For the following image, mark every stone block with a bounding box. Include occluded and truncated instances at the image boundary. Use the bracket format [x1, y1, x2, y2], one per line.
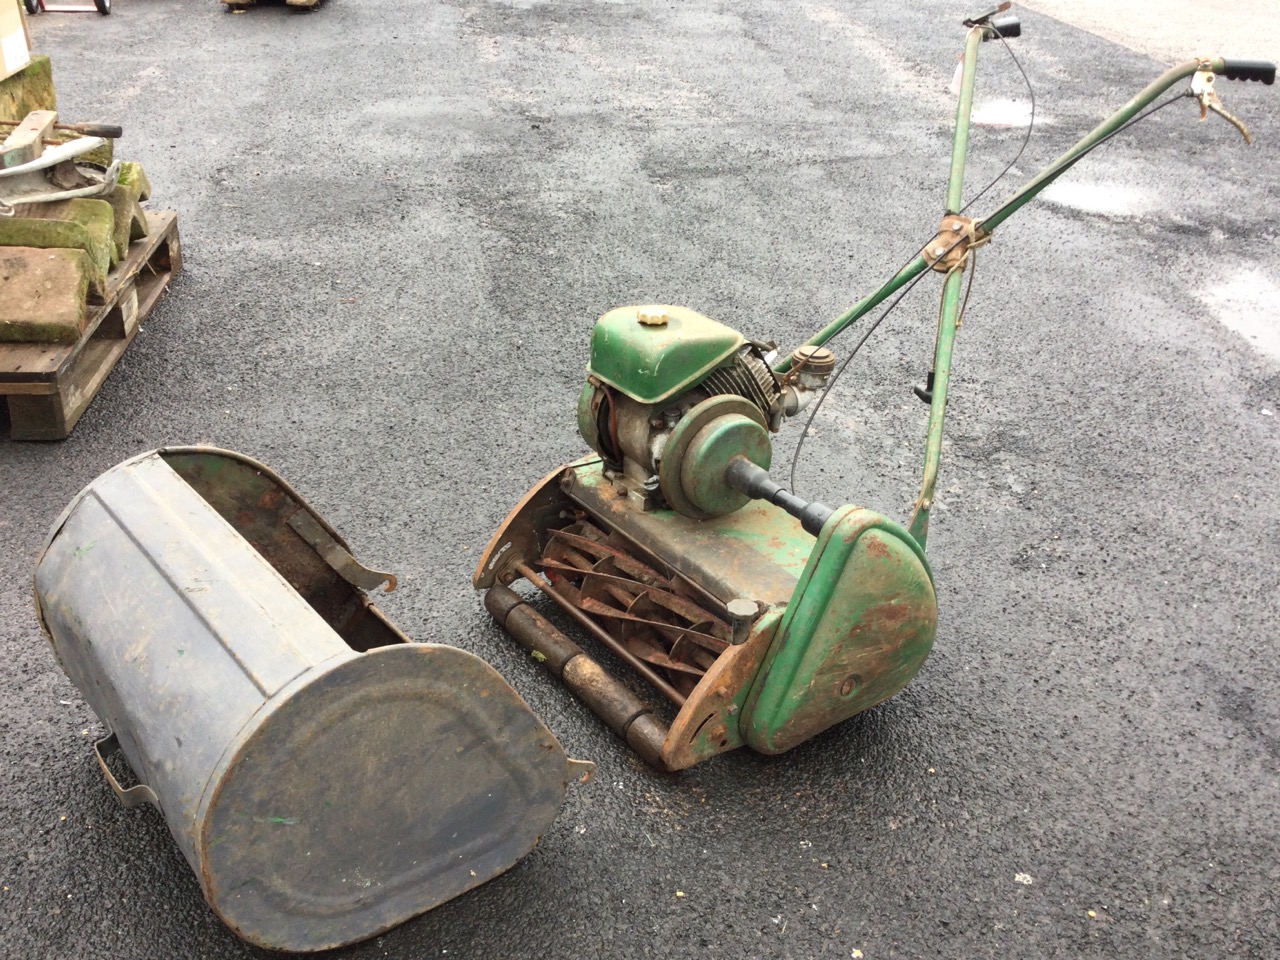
[0, 197, 116, 283]
[0, 246, 93, 343]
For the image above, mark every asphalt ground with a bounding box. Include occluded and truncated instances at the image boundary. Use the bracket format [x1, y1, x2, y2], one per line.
[2, 2, 1278, 958]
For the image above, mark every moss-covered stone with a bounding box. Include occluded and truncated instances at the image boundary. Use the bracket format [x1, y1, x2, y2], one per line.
[0, 246, 92, 343]
[104, 183, 148, 259]
[118, 161, 151, 201]
[0, 217, 101, 273]
[46, 198, 117, 270]
[0, 56, 56, 125]
[0, 198, 115, 284]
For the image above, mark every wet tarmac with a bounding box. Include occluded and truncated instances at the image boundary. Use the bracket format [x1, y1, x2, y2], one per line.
[2, 2, 1278, 958]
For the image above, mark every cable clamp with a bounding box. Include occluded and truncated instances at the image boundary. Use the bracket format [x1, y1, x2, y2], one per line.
[923, 215, 990, 273]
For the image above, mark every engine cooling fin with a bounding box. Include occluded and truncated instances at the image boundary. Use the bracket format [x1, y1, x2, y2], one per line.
[699, 351, 780, 417]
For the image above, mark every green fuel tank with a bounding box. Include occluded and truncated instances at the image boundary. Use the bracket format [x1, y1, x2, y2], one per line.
[586, 304, 745, 405]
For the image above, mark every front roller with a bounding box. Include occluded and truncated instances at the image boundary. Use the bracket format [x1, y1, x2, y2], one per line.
[485, 584, 671, 769]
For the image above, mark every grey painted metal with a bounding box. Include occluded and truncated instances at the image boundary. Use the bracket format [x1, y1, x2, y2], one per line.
[0, 158, 122, 206]
[33, 448, 591, 953]
[0, 135, 108, 177]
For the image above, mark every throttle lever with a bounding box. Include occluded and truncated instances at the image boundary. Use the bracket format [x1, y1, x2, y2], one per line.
[964, 3, 1021, 39]
[963, 2, 1010, 27]
[1192, 64, 1254, 144]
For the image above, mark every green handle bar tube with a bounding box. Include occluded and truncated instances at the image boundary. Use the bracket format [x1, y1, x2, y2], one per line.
[776, 39, 1239, 547]
[907, 23, 985, 547]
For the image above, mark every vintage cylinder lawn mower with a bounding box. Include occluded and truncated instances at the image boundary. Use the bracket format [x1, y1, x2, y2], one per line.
[475, 8, 1275, 771]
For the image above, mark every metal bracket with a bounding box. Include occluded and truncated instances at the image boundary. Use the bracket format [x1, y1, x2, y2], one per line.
[287, 509, 397, 593]
[94, 733, 158, 809]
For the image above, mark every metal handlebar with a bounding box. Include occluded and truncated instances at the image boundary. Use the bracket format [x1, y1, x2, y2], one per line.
[775, 34, 1275, 547]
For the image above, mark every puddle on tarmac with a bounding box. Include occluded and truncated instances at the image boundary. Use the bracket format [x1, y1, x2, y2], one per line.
[971, 98, 1036, 127]
[1039, 179, 1154, 217]
[1198, 268, 1280, 362]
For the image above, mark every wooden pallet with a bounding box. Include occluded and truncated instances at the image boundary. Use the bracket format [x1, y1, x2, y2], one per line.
[0, 210, 181, 441]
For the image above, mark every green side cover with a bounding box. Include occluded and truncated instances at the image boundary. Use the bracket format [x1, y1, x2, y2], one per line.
[587, 304, 744, 405]
[741, 507, 938, 754]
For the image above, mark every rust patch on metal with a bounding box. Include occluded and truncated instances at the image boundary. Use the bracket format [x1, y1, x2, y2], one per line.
[923, 214, 987, 272]
[662, 610, 779, 771]
[473, 464, 579, 589]
[863, 536, 892, 560]
[536, 520, 731, 699]
[257, 487, 284, 510]
[858, 597, 916, 632]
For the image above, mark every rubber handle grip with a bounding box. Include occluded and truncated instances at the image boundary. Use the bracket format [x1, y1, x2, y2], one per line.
[1220, 60, 1276, 85]
[977, 12, 1020, 40]
[990, 13, 1020, 39]
[75, 123, 124, 138]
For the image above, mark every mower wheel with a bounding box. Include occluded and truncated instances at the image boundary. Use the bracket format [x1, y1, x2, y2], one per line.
[95, 0, 110, 13]
[23, 0, 38, 14]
